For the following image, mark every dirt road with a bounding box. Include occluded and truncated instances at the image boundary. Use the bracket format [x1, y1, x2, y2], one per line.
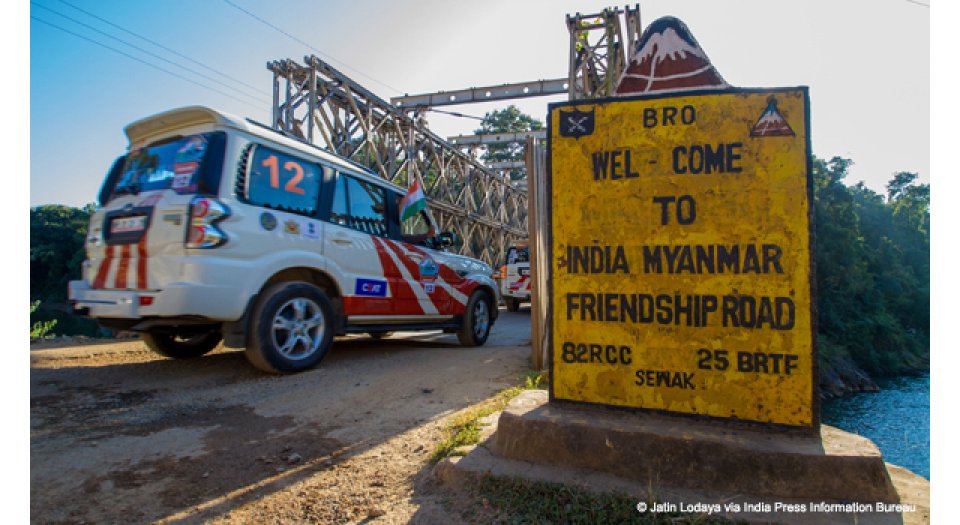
[31, 307, 533, 524]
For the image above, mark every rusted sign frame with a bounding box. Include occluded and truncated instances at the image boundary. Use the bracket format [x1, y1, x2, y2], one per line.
[545, 86, 819, 432]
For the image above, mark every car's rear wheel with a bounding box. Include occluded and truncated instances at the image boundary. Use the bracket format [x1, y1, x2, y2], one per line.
[457, 290, 492, 346]
[245, 281, 335, 374]
[142, 328, 222, 359]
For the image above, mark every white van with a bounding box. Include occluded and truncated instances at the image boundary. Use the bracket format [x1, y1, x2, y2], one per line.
[69, 106, 499, 373]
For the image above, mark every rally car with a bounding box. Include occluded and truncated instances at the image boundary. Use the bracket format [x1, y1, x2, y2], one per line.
[69, 106, 499, 373]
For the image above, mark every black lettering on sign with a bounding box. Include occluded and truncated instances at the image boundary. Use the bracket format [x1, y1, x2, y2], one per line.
[696, 348, 730, 371]
[592, 149, 641, 180]
[652, 195, 697, 225]
[641, 243, 789, 274]
[566, 245, 630, 274]
[737, 351, 799, 375]
[568, 292, 720, 327]
[722, 295, 796, 330]
[643, 105, 697, 128]
[560, 341, 633, 364]
[672, 143, 743, 174]
[634, 369, 696, 389]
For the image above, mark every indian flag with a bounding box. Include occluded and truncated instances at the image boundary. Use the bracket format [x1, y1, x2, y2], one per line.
[400, 178, 427, 221]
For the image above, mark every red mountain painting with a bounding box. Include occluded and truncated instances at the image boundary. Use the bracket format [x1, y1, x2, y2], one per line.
[616, 16, 728, 95]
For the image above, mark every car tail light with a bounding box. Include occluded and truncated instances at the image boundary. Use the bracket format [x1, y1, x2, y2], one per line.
[500, 265, 507, 279]
[186, 197, 229, 249]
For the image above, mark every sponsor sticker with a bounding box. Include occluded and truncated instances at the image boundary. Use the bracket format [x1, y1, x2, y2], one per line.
[175, 136, 208, 162]
[419, 257, 438, 293]
[260, 212, 277, 231]
[284, 219, 301, 235]
[303, 221, 320, 239]
[355, 278, 388, 297]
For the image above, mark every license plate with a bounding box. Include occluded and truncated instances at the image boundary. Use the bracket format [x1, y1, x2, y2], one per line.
[519, 267, 530, 276]
[111, 216, 146, 234]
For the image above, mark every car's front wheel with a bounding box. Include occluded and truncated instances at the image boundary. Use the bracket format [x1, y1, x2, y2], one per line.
[245, 281, 335, 374]
[457, 290, 492, 346]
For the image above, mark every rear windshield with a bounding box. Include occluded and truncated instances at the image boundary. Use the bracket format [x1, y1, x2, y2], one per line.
[506, 246, 530, 264]
[103, 131, 226, 203]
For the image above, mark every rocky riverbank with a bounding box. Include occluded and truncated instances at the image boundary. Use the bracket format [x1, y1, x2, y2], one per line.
[819, 354, 929, 399]
[819, 355, 880, 399]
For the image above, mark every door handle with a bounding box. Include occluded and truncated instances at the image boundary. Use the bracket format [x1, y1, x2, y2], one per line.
[332, 238, 353, 245]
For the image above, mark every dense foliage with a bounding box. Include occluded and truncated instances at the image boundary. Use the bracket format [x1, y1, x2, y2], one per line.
[30, 203, 102, 337]
[813, 157, 929, 376]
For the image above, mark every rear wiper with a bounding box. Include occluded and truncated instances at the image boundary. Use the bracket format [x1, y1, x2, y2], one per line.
[112, 182, 141, 197]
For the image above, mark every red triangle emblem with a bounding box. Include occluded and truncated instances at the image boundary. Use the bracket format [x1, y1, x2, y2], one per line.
[750, 97, 795, 137]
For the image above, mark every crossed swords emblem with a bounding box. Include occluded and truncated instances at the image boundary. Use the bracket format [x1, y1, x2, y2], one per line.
[567, 115, 589, 133]
[558, 109, 594, 138]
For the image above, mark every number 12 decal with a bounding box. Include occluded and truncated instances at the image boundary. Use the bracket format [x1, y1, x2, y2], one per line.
[261, 154, 306, 195]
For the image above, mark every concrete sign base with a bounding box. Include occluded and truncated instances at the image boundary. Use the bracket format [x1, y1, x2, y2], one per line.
[435, 390, 929, 525]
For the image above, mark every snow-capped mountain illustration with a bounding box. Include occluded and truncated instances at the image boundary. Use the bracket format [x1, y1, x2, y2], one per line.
[616, 16, 728, 95]
[750, 97, 795, 137]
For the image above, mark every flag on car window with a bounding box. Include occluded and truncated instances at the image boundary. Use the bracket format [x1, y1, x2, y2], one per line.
[400, 178, 427, 222]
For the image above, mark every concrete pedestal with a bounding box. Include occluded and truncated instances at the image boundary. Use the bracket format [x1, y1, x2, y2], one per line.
[490, 390, 897, 502]
[435, 390, 929, 524]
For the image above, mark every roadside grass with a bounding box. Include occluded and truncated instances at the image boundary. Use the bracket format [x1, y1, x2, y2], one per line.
[461, 475, 733, 525]
[430, 370, 545, 463]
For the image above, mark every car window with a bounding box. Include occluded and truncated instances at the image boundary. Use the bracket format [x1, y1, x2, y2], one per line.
[330, 175, 350, 227]
[392, 193, 433, 246]
[506, 246, 529, 264]
[329, 174, 388, 236]
[246, 145, 322, 216]
[106, 132, 225, 203]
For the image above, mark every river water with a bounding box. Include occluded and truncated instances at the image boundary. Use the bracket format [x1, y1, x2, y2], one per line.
[821, 374, 929, 479]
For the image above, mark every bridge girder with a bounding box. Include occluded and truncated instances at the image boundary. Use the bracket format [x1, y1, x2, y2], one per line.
[267, 55, 528, 266]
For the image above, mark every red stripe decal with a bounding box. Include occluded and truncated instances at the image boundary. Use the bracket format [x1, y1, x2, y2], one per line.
[115, 245, 131, 289]
[384, 239, 470, 315]
[92, 245, 114, 290]
[369, 237, 423, 316]
[136, 233, 149, 290]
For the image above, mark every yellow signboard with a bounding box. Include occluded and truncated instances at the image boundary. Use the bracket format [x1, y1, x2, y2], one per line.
[547, 88, 815, 427]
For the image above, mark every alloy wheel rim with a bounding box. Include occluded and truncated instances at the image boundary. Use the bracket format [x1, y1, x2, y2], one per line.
[271, 297, 325, 360]
[473, 299, 489, 338]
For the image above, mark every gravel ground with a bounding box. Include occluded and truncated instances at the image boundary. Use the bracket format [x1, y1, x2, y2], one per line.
[31, 307, 533, 524]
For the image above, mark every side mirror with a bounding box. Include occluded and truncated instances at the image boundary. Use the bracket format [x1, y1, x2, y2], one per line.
[437, 231, 461, 248]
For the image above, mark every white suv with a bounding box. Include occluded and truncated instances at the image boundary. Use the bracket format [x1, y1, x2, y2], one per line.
[69, 106, 499, 373]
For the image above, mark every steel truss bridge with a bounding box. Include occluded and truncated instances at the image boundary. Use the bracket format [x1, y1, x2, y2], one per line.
[268, 56, 527, 265]
[267, 5, 639, 265]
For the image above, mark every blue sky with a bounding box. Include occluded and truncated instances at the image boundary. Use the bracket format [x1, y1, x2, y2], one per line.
[28, 0, 929, 207]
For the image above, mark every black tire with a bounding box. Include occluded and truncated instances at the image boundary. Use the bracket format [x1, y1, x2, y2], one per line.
[245, 281, 335, 374]
[505, 297, 520, 312]
[142, 329, 222, 359]
[457, 290, 493, 346]
[368, 332, 392, 340]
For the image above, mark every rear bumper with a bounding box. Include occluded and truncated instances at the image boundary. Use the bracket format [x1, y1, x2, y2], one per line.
[68, 280, 244, 321]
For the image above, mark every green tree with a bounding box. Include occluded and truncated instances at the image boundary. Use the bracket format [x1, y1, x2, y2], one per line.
[30, 204, 94, 302]
[474, 105, 543, 180]
[812, 157, 929, 377]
